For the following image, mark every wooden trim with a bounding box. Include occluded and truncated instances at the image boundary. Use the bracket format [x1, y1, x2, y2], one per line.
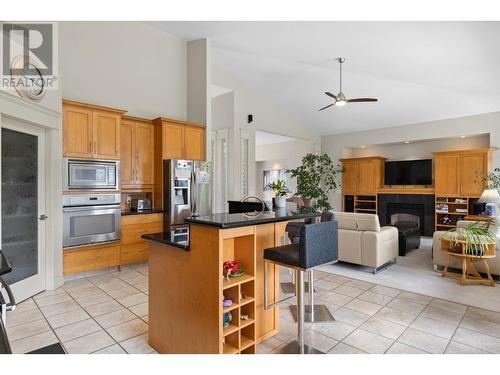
[153, 117, 205, 128]
[122, 115, 153, 124]
[432, 148, 497, 156]
[62, 99, 127, 114]
[378, 187, 435, 195]
[340, 156, 387, 162]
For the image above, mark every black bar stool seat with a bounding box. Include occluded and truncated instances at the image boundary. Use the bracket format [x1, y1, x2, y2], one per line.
[264, 244, 302, 269]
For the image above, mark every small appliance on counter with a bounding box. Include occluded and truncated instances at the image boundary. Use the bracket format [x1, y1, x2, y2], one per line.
[131, 198, 152, 212]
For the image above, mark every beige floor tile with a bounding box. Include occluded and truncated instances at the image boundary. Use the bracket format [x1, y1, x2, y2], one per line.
[358, 291, 394, 306]
[386, 342, 426, 354]
[116, 293, 148, 308]
[126, 275, 148, 286]
[9, 298, 38, 314]
[343, 328, 394, 354]
[34, 292, 72, 307]
[453, 327, 500, 353]
[120, 333, 155, 353]
[39, 300, 81, 317]
[33, 288, 67, 299]
[87, 272, 118, 284]
[6, 318, 51, 341]
[129, 302, 148, 317]
[85, 300, 123, 317]
[75, 292, 113, 308]
[275, 318, 301, 342]
[334, 284, 365, 298]
[398, 327, 449, 353]
[344, 299, 383, 316]
[429, 299, 467, 315]
[411, 316, 457, 340]
[63, 278, 94, 292]
[55, 318, 101, 342]
[310, 321, 357, 341]
[134, 282, 148, 293]
[445, 341, 487, 354]
[107, 286, 141, 299]
[63, 330, 115, 354]
[257, 337, 284, 354]
[328, 342, 366, 354]
[343, 279, 374, 291]
[369, 285, 401, 298]
[460, 314, 500, 339]
[7, 308, 44, 327]
[141, 315, 149, 324]
[360, 317, 406, 340]
[106, 318, 149, 342]
[397, 291, 433, 306]
[314, 279, 340, 291]
[317, 291, 353, 306]
[420, 306, 463, 326]
[94, 308, 137, 329]
[10, 330, 59, 354]
[374, 306, 418, 326]
[304, 330, 338, 352]
[94, 344, 127, 354]
[115, 270, 143, 282]
[46, 308, 90, 329]
[386, 297, 426, 315]
[67, 285, 103, 299]
[333, 307, 371, 326]
[465, 307, 500, 325]
[93, 278, 129, 292]
[322, 274, 351, 285]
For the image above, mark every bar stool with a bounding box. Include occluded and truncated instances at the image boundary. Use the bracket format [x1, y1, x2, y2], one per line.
[264, 219, 339, 354]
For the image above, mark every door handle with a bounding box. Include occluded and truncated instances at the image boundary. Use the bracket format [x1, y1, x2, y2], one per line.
[39, 214, 48, 221]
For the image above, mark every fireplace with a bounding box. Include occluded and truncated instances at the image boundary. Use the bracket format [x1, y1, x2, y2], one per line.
[386, 203, 424, 234]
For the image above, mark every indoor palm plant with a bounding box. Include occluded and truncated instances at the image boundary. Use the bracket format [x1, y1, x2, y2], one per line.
[444, 222, 496, 256]
[267, 179, 289, 208]
[288, 153, 344, 210]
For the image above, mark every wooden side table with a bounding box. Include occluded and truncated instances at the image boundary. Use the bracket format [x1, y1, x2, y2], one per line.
[441, 238, 496, 287]
[464, 215, 493, 223]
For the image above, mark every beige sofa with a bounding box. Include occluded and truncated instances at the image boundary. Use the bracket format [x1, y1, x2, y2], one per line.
[334, 212, 399, 273]
[432, 218, 500, 276]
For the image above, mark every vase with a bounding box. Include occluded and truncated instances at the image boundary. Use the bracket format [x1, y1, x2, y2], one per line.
[302, 198, 313, 207]
[275, 196, 286, 208]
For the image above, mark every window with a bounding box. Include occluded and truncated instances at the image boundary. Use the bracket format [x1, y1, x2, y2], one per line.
[263, 169, 289, 190]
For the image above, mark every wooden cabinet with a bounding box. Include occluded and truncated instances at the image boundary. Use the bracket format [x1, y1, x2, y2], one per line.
[340, 157, 385, 196]
[121, 213, 163, 266]
[63, 242, 120, 276]
[153, 117, 205, 161]
[434, 149, 494, 198]
[121, 116, 154, 190]
[340, 160, 358, 195]
[63, 100, 125, 160]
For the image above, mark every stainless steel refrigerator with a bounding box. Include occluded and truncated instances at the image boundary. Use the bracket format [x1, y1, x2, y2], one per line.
[164, 159, 212, 228]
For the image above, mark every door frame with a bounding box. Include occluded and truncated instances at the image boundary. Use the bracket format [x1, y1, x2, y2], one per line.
[1, 118, 47, 302]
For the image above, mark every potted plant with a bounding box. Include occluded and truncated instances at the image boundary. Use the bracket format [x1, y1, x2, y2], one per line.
[444, 222, 496, 256]
[288, 153, 344, 210]
[267, 179, 289, 208]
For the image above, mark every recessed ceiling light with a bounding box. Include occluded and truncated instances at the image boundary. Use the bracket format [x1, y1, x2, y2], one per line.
[460, 135, 467, 139]
[360, 145, 366, 149]
[404, 141, 411, 144]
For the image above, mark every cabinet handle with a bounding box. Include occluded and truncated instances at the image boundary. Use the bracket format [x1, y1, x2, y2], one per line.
[94, 141, 97, 154]
[89, 141, 92, 153]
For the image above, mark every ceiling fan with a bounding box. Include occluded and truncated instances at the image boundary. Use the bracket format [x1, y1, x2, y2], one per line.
[319, 58, 378, 111]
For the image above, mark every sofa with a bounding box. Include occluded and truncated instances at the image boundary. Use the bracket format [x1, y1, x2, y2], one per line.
[432, 218, 500, 276]
[333, 212, 399, 273]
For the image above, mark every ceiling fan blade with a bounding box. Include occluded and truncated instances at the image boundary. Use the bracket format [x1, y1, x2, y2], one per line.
[347, 98, 378, 103]
[325, 92, 337, 100]
[318, 103, 334, 111]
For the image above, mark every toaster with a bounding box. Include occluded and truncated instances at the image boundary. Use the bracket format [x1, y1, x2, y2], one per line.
[131, 199, 152, 211]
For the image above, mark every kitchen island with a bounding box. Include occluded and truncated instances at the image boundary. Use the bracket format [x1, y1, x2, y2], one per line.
[142, 208, 320, 354]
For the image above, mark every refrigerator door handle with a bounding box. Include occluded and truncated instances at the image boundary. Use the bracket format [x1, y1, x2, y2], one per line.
[190, 164, 198, 217]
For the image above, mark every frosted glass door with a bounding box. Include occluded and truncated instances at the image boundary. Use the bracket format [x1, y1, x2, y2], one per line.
[1, 123, 46, 302]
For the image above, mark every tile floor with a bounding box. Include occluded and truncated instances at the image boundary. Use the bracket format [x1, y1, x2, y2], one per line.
[6, 264, 500, 354]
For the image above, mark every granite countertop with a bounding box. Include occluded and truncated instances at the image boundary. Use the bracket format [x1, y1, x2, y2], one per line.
[184, 207, 321, 229]
[142, 226, 190, 250]
[0, 250, 12, 277]
[121, 210, 163, 216]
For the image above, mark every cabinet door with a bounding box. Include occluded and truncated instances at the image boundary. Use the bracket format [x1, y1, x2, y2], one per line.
[134, 122, 155, 185]
[357, 160, 376, 195]
[461, 152, 487, 197]
[184, 126, 205, 161]
[435, 154, 460, 197]
[120, 120, 135, 186]
[63, 105, 93, 158]
[162, 122, 184, 159]
[93, 110, 121, 159]
[342, 160, 358, 195]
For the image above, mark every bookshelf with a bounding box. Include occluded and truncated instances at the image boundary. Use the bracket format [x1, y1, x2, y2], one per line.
[435, 197, 469, 231]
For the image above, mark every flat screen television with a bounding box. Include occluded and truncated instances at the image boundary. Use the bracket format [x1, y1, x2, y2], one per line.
[384, 159, 432, 186]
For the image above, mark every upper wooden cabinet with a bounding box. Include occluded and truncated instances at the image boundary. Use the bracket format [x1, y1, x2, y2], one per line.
[153, 117, 205, 161]
[63, 100, 125, 160]
[340, 157, 385, 196]
[121, 116, 154, 190]
[434, 149, 494, 198]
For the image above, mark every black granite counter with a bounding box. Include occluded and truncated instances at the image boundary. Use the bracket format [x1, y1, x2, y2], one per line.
[142, 226, 190, 250]
[121, 210, 163, 216]
[0, 250, 12, 277]
[184, 207, 321, 229]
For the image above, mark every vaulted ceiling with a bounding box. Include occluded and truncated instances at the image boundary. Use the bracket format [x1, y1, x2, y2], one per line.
[150, 21, 500, 136]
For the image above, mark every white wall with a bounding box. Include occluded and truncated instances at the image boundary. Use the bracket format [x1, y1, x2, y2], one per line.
[59, 22, 187, 119]
[212, 92, 234, 130]
[321, 111, 500, 211]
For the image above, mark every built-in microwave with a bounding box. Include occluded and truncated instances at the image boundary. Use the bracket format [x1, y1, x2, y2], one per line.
[63, 158, 120, 191]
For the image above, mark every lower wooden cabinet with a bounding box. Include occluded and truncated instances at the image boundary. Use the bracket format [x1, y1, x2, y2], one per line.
[63, 213, 163, 275]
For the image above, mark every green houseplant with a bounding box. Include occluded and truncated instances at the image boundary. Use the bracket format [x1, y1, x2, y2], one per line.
[444, 222, 496, 256]
[288, 153, 344, 210]
[484, 167, 500, 189]
[267, 179, 289, 208]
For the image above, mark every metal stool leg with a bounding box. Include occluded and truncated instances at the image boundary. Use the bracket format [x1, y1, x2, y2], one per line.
[289, 269, 335, 323]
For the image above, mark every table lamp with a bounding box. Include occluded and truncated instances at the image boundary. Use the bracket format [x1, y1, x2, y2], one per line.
[478, 188, 500, 217]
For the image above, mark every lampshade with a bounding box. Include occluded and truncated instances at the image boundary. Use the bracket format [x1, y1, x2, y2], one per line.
[478, 189, 500, 204]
